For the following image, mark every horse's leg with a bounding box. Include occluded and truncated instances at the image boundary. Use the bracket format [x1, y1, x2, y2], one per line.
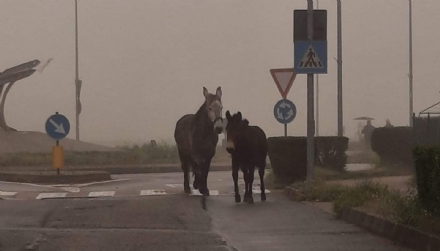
[199, 160, 210, 196]
[259, 162, 266, 201]
[247, 165, 255, 204]
[232, 159, 241, 203]
[190, 159, 199, 190]
[182, 160, 191, 194]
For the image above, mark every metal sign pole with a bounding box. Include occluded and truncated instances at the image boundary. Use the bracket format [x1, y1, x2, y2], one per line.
[306, 0, 315, 184]
[337, 0, 343, 136]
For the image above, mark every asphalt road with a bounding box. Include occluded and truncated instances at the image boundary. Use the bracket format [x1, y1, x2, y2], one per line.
[0, 171, 411, 251]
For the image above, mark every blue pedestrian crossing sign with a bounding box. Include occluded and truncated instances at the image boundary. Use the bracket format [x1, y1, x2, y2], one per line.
[294, 41, 327, 74]
[45, 113, 70, 140]
[274, 99, 297, 124]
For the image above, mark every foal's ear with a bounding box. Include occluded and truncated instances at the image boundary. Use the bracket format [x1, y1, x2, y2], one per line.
[237, 112, 242, 120]
[216, 86, 222, 99]
[203, 87, 209, 98]
[226, 110, 232, 121]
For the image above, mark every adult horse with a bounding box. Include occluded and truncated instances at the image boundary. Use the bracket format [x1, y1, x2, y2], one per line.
[225, 111, 267, 203]
[174, 86, 223, 203]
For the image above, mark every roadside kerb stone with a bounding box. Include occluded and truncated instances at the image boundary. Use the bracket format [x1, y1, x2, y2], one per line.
[0, 171, 111, 184]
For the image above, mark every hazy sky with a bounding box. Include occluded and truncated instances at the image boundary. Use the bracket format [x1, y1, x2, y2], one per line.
[1, 0, 439, 146]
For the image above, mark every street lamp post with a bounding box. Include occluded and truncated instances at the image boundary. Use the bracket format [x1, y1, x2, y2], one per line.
[408, 0, 413, 127]
[75, 0, 81, 140]
[337, 0, 343, 136]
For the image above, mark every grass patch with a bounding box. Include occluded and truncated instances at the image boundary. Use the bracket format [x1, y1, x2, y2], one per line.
[0, 141, 230, 168]
[289, 179, 440, 238]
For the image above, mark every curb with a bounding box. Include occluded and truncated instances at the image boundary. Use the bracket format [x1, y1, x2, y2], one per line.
[0, 171, 111, 184]
[340, 207, 440, 251]
[0, 165, 234, 175]
[76, 165, 233, 175]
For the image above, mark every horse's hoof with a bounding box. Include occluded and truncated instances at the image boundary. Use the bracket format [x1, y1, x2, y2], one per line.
[235, 194, 241, 203]
[248, 196, 254, 204]
[199, 189, 210, 196]
[184, 187, 191, 194]
[261, 193, 266, 201]
[193, 181, 199, 190]
[201, 196, 207, 210]
[243, 195, 249, 203]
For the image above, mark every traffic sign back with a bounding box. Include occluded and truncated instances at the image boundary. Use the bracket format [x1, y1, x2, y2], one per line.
[270, 68, 297, 99]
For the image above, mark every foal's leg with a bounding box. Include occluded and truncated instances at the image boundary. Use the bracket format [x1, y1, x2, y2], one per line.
[259, 162, 266, 201]
[232, 159, 241, 203]
[242, 166, 250, 203]
[247, 165, 255, 204]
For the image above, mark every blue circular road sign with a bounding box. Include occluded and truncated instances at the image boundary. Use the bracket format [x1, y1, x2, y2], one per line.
[274, 99, 297, 124]
[45, 113, 70, 140]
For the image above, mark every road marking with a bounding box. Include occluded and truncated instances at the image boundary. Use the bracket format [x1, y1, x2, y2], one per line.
[0, 191, 17, 197]
[88, 191, 115, 197]
[252, 189, 271, 194]
[60, 187, 80, 193]
[36, 193, 67, 200]
[140, 189, 167, 196]
[190, 190, 219, 196]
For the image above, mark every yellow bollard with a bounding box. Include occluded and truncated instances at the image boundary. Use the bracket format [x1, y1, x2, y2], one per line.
[52, 146, 64, 172]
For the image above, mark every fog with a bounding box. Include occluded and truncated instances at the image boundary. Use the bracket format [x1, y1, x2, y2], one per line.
[1, 0, 438, 147]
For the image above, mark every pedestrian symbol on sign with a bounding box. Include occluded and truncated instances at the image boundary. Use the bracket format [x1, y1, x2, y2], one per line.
[299, 45, 323, 69]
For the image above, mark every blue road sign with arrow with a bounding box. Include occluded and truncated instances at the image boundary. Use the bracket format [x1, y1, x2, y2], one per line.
[274, 99, 297, 124]
[45, 113, 70, 140]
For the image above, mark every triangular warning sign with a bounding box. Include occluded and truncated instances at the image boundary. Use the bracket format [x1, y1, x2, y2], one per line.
[270, 68, 297, 99]
[299, 45, 323, 69]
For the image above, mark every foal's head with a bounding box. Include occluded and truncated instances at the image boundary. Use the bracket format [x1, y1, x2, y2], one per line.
[203, 86, 223, 134]
[225, 111, 249, 153]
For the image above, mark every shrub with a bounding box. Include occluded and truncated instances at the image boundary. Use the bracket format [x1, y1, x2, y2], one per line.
[315, 136, 349, 172]
[268, 137, 308, 183]
[371, 126, 413, 166]
[413, 146, 440, 216]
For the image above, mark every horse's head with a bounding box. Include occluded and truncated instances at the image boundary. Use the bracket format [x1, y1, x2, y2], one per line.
[203, 86, 223, 134]
[225, 110, 248, 153]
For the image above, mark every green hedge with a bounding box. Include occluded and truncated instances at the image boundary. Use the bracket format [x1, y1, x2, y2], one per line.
[371, 127, 413, 166]
[315, 136, 349, 172]
[413, 146, 440, 216]
[268, 136, 348, 183]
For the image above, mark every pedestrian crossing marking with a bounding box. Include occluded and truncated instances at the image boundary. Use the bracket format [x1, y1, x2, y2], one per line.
[88, 191, 115, 197]
[140, 189, 167, 196]
[36, 192, 67, 200]
[299, 45, 323, 69]
[190, 190, 219, 196]
[0, 191, 17, 197]
[8, 188, 271, 200]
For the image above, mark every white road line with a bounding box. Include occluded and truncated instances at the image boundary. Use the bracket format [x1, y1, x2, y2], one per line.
[190, 190, 219, 196]
[88, 191, 115, 197]
[252, 189, 271, 194]
[36, 193, 67, 200]
[165, 184, 176, 188]
[140, 190, 167, 196]
[0, 191, 17, 197]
